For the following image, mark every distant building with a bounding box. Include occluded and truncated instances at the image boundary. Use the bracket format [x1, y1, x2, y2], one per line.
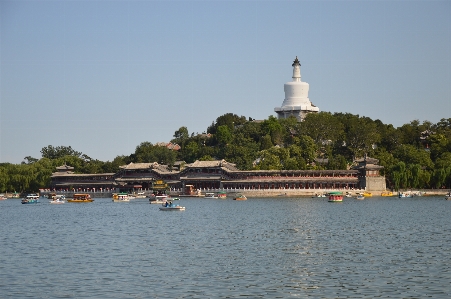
[352, 156, 386, 191]
[274, 56, 319, 121]
[155, 142, 181, 151]
[50, 157, 388, 193]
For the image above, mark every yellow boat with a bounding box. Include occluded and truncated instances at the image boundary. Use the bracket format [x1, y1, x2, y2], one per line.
[233, 193, 247, 200]
[363, 192, 372, 197]
[381, 191, 393, 197]
[67, 193, 94, 203]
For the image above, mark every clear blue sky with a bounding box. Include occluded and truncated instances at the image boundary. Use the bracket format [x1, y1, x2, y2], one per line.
[1, 0, 450, 164]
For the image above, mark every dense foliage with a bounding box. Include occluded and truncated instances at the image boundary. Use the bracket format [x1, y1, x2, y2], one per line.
[1, 113, 451, 192]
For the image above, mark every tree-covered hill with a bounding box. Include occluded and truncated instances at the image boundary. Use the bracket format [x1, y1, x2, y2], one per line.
[1, 112, 450, 192]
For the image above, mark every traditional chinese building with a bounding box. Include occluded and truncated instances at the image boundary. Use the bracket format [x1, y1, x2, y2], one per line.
[50, 164, 116, 191]
[352, 156, 386, 191]
[50, 157, 386, 193]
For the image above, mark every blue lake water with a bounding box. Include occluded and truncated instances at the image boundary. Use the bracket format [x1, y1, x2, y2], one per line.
[1, 196, 450, 298]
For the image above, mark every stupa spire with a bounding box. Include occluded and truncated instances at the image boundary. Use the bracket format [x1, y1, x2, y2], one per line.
[292, 56, 301, 82]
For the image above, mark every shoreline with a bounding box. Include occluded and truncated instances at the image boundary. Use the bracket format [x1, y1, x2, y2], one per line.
[4, 189, 449, 199]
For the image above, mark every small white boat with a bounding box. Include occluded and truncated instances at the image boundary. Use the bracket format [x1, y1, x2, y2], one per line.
[112, 193, 130, 202]
[22, 194, 40, 204]
[0, 194, 7, 200]
[204, 192, 218, 199]
[159, 200, 185, 211]
[356, 194, 364, 200]
[313, 193, 326, 198]
[398, 192, 412, 198]
[135, 192, 147, 198]
[445, 192, 451, 200]
[150, 194, 169, 204]
[50, 195, 65, 204]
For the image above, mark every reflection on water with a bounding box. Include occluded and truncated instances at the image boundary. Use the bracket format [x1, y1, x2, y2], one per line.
[0, 197, 450, 298]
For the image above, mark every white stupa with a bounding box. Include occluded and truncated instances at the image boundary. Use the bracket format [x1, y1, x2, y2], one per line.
[274, 56, 319, 121]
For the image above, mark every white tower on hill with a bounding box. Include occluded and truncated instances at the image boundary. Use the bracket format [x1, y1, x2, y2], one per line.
[274, 56, 319, 121]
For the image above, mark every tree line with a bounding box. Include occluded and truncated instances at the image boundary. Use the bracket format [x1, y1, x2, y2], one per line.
[1, 112, 450, 192]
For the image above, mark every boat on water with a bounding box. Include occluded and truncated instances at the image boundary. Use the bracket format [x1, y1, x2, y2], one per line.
[363, 192, 372, 197]
[204, 192, 218, 199]
[313, 193, 326, 198]
[112, 193, 130, 202]
[381, 191, 393, 197]
[328, 192, 343, 202]
[445, 192, 451, 200]
[21, 194, 40, 204]
[217, 191, 227, 199]
[49, 195, 65, 204]
[345, 192, 352, 198]
[0, 194, 6, 200]
[233, 194, 247, 200]
[135, 192, 147, 198]
[159, 200, 185, 211]
[67, 193, 94, 203]
[356, 194, 365, 200]
[398, 192, 413, 198]
[150, 194, 169, 204]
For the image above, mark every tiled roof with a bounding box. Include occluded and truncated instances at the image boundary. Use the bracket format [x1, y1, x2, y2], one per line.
[187, 159, 238, 170]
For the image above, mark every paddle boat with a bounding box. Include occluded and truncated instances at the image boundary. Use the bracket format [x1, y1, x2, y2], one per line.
[112, 193, 130, 202]
[233, 193, 247, 200]
[204, 192, 218, 199]
[398, 192, 413, 198]
[356, 194, 365, 200]
[328, 192, 343, 202]
[159, 200, 185, 211]
[217, 191, 227, 199]
[0, 194, 6, 200]
[313, 193, 326, 198]
[21, 194, 40, 204]
[49, 195, 65, 204]
[135, 192, 147, 198]
[381, 191, 393, 197]
[150, 194, 169, 204]
[67, 193, 94, 203]
[445, 192, 451, 200]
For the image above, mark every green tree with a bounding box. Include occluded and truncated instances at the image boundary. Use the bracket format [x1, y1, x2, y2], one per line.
[345, 117, 381, 159]
[391, 162, 408, 190]
[40, 145, 83, 160]
[260, 135, 273, 150]
[297, 135, 318, 164]
[216, 125, 233, 146]
[302, 112, 344, 146]
[261, 116, 284, 145]
[172, 126, 189, 147]
[431, 168, 447, 189]
[393, 144, 433, 169]
[327, 155, 348, 170]
[255, 148, 283, 170]
[182, 141, 200, 163]
[207, 113, 247, 134]
[0, 165, 10, 192]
